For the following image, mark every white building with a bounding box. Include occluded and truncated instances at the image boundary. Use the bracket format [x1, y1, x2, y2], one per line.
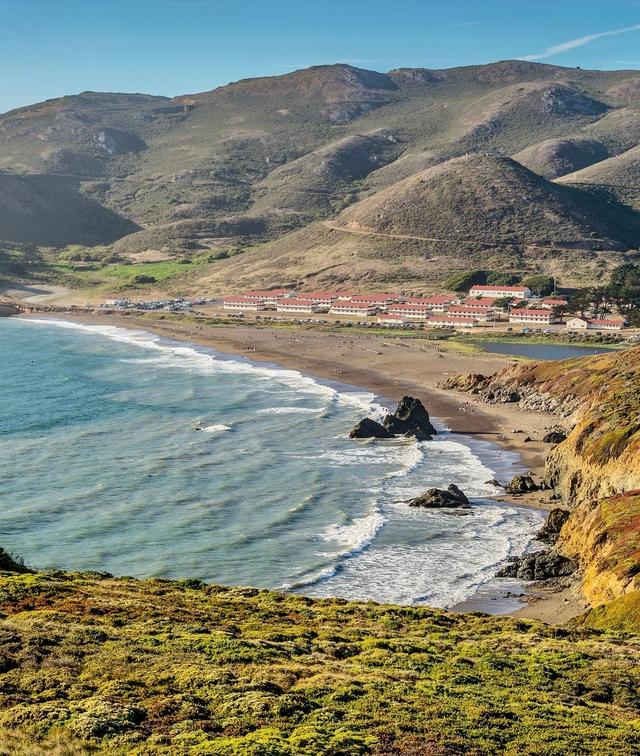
[447, 306, 494, 322]
[348, 294, 400, 311]
[566, 317, 626, 331]
[469, 284, 532, 300]
[243, 289, 294, 307]
[329, 302, 376, 317]
[297, 291, 339, 309]
[462, 297, 502, 309]
[387, 303, 431, 320]
[223, 296, 267, 312]
[404, 295, 458, 312]
[427, 314, 479, 328]
[377, 314, 409, 327]
[541, 298, 568, 310]
[509, 308, 558, 325]
[275, 298, 322, 314]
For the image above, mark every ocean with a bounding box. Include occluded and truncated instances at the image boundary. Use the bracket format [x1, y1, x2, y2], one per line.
[0, 317, 545, 608]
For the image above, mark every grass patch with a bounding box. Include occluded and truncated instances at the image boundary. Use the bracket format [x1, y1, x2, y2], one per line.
[0, 569, 638, 754]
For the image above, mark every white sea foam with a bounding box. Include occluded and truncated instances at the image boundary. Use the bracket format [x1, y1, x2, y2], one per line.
[21, 318, 380, 415]
[200, 424, 232, 432]
[323, 512, 387, 552]
[257, 406, 322, 415]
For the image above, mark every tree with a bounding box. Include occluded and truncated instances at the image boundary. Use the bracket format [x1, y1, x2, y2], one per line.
[522, 274, 555, 296]
[607, 263, 640, 325]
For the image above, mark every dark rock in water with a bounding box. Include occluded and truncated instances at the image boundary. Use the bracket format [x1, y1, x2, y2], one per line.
[505, 475, 539, 494]
[543, 431, 567, 444]
[447, 484, 469, 505]
[383, 396, 436, 438]
[496, 550, 576, 581]
[536, 508, 571, 544]
[407, 485, 470, 509]
[404, 427, 432, 441]
[349, 418, 394, 439]
[485, 478, 502, 487]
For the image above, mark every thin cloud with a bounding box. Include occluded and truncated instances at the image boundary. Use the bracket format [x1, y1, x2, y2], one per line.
[521, 23, 640, 61]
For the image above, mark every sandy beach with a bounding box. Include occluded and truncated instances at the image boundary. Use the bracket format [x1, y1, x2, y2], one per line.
[20, 310, 579, 622]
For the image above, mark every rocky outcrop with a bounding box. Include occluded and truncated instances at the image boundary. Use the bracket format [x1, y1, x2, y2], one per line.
[0, 547, 32, 574]
[403, 427, 433, 441]
[349, 419, 394, 439]
[505, 475, 539, 494]
[382, 396, 436, 438]
[407, 484, 470, 509]
[441, 373, 489, 393]
[496, 550, 576, 581]
[443, 363, 584, 418]
[560, 492, 640, 606]
[445, 347, 640, 616]
[351, 396, 436, 441]
[536, 508, 571, 544]
[0, 304, 21, 317]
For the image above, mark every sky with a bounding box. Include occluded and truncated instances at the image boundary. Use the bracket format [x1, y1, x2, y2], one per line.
[2, 0, 640, 113]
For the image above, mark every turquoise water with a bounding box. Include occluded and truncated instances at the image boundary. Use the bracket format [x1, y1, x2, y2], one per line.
[481, 342, 616, 360]
[0, 318, 544, 608]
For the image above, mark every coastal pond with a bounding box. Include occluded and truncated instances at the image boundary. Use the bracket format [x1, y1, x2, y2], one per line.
[479, 341, 618, 361]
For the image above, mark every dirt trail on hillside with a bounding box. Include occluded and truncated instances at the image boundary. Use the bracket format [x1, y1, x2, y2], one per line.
[321, 219, 606, 252]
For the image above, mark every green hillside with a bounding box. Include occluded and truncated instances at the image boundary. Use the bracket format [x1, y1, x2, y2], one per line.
[0, 564, 638, 754]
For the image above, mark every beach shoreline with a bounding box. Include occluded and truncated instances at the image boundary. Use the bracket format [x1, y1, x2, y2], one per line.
[16, 310, 579, 622]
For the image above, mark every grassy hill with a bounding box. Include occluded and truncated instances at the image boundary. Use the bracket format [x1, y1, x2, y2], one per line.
[2, 60, 640, 291]
[0, 172, 139, 246]
[0, 561, 639, 754]
[559, 144, 640, 211]
[335, 154, 640, 249]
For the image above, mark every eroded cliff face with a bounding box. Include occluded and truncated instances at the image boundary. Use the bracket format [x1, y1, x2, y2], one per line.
[560, 493, 640, 605]
[445, 347, 640, 613]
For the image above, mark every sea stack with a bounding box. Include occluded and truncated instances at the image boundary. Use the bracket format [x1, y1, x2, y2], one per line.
[350, 396, 436, 441]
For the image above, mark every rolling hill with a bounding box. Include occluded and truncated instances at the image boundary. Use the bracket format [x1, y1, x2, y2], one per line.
[2, 60, 640, 291]
[334, 154, 640, 249]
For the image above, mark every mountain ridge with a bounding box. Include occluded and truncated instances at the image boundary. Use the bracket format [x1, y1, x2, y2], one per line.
[1, 59, 640, 291]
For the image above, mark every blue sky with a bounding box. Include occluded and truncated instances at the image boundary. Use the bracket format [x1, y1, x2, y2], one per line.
[2, 0, 640, 113]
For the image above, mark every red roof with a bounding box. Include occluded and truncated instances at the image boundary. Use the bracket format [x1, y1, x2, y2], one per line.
[224, 296, 262, 304]
[589, 318, 626, 326]
[276, 298, 318, 307]
[448, 306, 492, 314]
[405, 295, 455, 305]
[463, 297, 499, 307]
[389, 304, 430, 312]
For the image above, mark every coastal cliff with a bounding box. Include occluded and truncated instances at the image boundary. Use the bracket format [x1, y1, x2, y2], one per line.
[444, 347, 640, 624]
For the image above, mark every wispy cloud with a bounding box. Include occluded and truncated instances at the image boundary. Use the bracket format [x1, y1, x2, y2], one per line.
[521, 23, 640, 61]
